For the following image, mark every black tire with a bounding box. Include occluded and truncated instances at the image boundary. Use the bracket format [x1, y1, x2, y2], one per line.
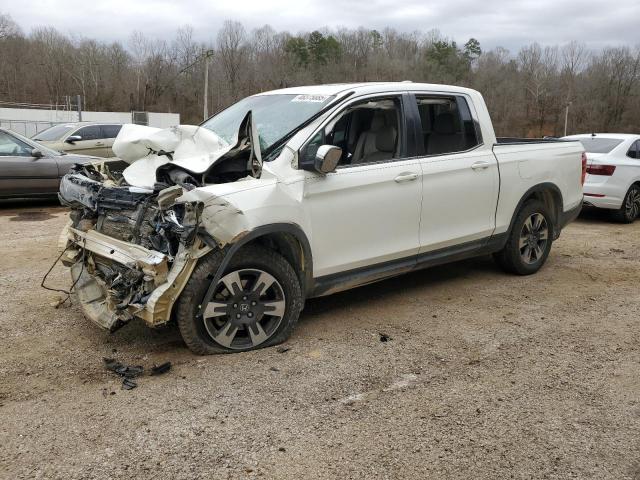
[611, 185, 640, 223]
[493, 199, 553, 275]
[175, 246, 303, 355]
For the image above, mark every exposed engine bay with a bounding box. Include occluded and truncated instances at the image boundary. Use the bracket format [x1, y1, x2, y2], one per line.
[57, 116, 262, 331]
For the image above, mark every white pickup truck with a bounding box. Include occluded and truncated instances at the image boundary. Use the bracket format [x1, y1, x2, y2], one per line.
[58, 82, 585, 354]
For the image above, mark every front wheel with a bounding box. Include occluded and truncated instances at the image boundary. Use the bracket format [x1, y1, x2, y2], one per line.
[493, 200, 553, 275]
[611, 185, 640, 223]
[175, 246, 303, 355]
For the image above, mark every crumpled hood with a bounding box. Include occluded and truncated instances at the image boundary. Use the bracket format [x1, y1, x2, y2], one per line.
[113, 124, 233, 189]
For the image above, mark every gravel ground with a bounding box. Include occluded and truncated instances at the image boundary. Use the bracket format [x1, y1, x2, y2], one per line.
[0, 199, 639, 479]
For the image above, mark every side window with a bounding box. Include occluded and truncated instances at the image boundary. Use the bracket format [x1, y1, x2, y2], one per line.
[101, 124, 122, 139]
[300, 96, 403, 167]
[627, 140, 640, 159]
[0, 132, 33, 157]
[415, 95, 479, 156]
[75, 125, 101, 141]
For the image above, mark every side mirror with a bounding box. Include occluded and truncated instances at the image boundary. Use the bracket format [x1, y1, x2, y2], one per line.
[314, 145, 342, 174]
[31, 148, 43, 158]
[66, 135, 82, 144]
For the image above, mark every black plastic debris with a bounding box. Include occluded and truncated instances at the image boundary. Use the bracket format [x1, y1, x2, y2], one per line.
[103, 358, 144, 378]
[150, 362, 172, 376]
[122, 378, 137, 390]
[104, 357, 143, 391]
[103, 357, 172, 390]
[379, 333, 392, 342]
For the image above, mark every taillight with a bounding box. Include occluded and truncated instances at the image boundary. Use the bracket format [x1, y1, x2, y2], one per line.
[586, 164, 616, 176]
[581, 152, 587, 185]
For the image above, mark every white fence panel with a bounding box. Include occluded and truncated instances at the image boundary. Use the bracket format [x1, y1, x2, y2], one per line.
[0, 108, 181, 137]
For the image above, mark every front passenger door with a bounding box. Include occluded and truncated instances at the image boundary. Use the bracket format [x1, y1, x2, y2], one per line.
[300, 94, 422, 279]
[64, 125, 103, 156]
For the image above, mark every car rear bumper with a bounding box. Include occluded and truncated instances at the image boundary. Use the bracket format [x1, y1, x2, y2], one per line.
[582, 194, 622, 210]
[583, 174, 624, 209]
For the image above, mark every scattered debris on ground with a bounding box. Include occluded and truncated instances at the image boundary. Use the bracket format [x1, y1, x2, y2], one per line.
[103, 358, 171, 390]
[150, 362, 172, 375]
[2, 205, 640, 479]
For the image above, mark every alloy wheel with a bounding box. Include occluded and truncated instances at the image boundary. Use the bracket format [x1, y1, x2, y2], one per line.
[518, 213, 549, 265]
[201, 269, 286, 350]
[625, 187, 640, 220]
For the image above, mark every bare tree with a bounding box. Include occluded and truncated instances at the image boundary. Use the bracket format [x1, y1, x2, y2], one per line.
[217, 20, 246, 100]
[0, 17, 638, 131]
[0, 13, 20, 39]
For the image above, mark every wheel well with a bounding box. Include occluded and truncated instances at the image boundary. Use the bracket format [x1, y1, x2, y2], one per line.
[520, 187, 562, 234]
[240, 232, 309, 293]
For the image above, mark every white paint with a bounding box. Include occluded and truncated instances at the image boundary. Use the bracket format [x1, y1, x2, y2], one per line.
[116, 83, 583, 286]
[563, 133, 640, 210]
[0, 107, 180, 137]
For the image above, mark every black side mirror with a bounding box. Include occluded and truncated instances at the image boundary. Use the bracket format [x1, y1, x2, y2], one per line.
[66, 135, 82, 144]
[313, 145, 342, 174]
[31, 148, 43, 158]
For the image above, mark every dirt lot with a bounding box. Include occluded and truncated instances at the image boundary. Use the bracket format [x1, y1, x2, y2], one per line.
[1, 199, 639, 479]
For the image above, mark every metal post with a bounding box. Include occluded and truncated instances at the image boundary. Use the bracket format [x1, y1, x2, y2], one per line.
[76, 94, 82, 122]
[563, 102, 571, 137]
[203, 50, 214, 121]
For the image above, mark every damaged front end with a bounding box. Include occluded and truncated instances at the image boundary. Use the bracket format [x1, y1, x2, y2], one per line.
[59, 163, 213, 331]
[57, 116, 265, 332]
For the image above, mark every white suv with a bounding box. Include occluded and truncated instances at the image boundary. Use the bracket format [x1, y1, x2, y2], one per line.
[59, 83, 584, 354]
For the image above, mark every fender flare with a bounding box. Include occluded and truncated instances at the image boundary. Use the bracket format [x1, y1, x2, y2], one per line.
[200, 223, 314, 311]
[504, 182, 564, 240]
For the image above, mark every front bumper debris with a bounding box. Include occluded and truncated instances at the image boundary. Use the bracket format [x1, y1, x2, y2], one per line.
[62, 227, 211, 331]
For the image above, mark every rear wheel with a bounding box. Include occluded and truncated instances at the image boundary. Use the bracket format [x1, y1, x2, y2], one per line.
[611, 185, 640, 223]
[493, 200, 553, 275]
[176, 246, 303, 355]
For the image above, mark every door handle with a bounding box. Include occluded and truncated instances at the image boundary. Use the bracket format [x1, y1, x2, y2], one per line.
[471, 161, 491, 170]
[394, 172, 419, 183]
[95, 142, 105, 146]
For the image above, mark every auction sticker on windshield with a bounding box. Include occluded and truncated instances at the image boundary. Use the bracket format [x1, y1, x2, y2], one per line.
[291, 94, 330, 103]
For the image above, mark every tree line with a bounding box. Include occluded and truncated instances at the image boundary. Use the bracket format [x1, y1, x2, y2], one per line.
[1, 14, 639, 137]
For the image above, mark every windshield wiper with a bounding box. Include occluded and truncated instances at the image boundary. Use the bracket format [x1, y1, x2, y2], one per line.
[262, 91, 355, 161]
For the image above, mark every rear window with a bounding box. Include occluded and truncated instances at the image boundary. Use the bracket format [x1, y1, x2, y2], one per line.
[101, 124, 122, 138]
[32, 124, 76, 141]
[575, 137, 624, 154]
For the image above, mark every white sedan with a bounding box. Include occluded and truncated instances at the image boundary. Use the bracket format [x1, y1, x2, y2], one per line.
[563, 133, 640, 223]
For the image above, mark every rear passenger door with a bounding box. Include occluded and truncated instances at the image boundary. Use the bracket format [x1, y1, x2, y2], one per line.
[410, 93, 499, 255]
[300, 94, 423, 278]
[100, 124, 122, 157]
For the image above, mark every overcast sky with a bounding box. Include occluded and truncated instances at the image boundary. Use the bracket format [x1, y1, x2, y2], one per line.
[7, 0, 640, 51]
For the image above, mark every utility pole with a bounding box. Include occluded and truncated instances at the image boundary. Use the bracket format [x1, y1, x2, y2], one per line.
[76, 94, 82, 122]
[563, 102, 571, 137]
[203, 49, 214, 121]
